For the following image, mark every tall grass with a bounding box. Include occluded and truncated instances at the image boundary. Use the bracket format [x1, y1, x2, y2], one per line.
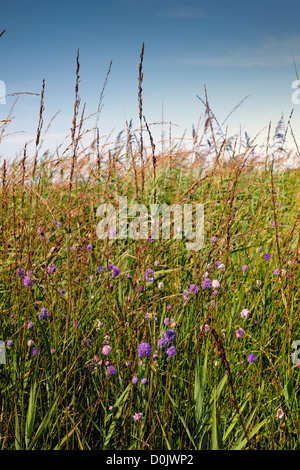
[0, 46, 300, 451]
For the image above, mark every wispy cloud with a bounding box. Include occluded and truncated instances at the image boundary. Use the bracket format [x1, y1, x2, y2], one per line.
[120, 0, 210, 19]
[158, 4, 210, 19]
[172, 34, 300, 68]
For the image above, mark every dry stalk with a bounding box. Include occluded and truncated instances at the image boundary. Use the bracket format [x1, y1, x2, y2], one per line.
[138, 42, 145, 195]
[32, 79, 45, 179]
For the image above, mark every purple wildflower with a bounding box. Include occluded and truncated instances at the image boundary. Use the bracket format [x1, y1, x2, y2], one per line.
[6, 340, 14, 347]
[98, 266, 104, 273]
[166, 345, 176, 357]
[132, 376, 139, 384]
[60, 289, 66, 295]
[145, 269, 155, 282]
[247, 353, 256, 363]
[138, 342, 152, 358]
[112, 266, 120, 278]
[211, 235, 218, 243]
[189, 284, 199, 294]
[242, 265, 248, 272]
[31, 347, 38, 356]
[106, 365, 116, 376]
[202, 278, 211, 290]
[157, 337, 168, 348]
[16, 267, 25, 277]
[39, 307, 48, 321]
[86, 244, 93, 252]
[164, 329, 177, 343]
[264, 253, 271, 260]
[141, 378, 147, 385]
[47, 264, 56, 274]
[23, 275, 33, 287]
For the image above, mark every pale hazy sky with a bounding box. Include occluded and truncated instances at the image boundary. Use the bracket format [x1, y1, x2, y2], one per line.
[1, 0, 300, 160]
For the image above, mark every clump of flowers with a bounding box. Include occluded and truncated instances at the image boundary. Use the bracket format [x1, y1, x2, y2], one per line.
[157, 327, 178, 359]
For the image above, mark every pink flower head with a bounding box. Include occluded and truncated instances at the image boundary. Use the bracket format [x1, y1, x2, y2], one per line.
[133, 412, 143, 421]
[240, 308, 250, 318]
[212, 279, 220, 289]
[102, 345, 112, 356]
[235, 327, 245, 338]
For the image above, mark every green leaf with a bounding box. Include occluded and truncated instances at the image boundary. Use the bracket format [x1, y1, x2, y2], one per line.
[232, 418, 268, 450]
[103, 384, 131, 449]
[25, 379, 37, 449]
[194, 350, 208, 423]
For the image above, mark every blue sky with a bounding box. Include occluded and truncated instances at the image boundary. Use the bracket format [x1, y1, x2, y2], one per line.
[1, 0, 300, 159]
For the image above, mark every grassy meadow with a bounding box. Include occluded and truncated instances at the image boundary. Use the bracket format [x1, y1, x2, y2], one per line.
[0, 52, 300, 451]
